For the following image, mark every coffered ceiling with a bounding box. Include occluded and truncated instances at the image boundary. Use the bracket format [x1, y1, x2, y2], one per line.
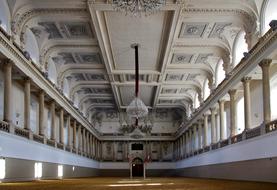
[9, 0, 260, 131]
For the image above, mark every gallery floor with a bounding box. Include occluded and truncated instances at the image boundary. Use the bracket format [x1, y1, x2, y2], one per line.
[1, 177, 277, 190]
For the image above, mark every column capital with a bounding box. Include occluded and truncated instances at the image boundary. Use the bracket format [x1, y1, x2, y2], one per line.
[50, 100, 55, 106]
[241, 76, 252, 83]
[218, 99, 225, 104]
[2, 58, 13, 67]
[39, 89, 45, 96]
[203, 112, 210, 117]
[228, 89, 237, 97]
[210, 107, 217, 113]
[258, 59, 272, 68]
[23, 76, 32, 83]
[197, 118, 203, 123]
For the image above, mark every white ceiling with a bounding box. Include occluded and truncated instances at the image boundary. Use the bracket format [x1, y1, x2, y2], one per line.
[9, 0, 261, 131]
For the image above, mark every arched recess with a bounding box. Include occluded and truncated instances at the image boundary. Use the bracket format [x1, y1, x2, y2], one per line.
[0, 0, 11, 34]
[232, 30, 248, 66]
[215, 59, 225, 86]
[24, 27, 40, 64]
[260, 0, 277, 35]
[63, 78, 70, 98]
[73, 92, 79, 108]
[194, 93, 200, 109]
[47, 59, 57, 84]
[203, 79, 210, 100]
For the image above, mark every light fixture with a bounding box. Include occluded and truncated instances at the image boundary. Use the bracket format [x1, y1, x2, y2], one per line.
[111, 0, 166, 16]
[126, 43, 148, 123]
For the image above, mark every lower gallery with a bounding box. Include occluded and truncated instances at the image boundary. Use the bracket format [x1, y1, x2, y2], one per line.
[0, 0, 277, 189]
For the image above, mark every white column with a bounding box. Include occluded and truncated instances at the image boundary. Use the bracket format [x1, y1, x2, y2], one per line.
[242, 77, 252, 130]
[198, 119, 202, 149]
[59, 109, 64, 144]
[259, 59, 272, 124]
[203, 114, 208, 147]
[78, 126, 82, 152]
[3, 60, 12, 124]
[193, 124, 197, 151]
[50, 101, 56, 140]
[73, 120, 77, 149]
[38, 91, 45, 136]
[189, 128, 193, 154]
[218, 100, 226, 140]
[185, 131, 189, 156]
[182, 134, 186, 157]
[228, 89, 237, 137]
[210, 107, 216, 144]
[67, 115, 71, 147]
[82, 128, 86, 154]
[24, 78, 31, 130]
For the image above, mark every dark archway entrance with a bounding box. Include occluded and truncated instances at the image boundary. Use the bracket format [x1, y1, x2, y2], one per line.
[132, 157, 143, 177]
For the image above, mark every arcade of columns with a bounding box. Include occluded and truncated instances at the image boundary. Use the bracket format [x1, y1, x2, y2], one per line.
[2, 59, 101, 160]
[174, 59, 272, 160]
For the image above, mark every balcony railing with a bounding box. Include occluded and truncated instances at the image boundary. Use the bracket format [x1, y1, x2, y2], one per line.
[33, 134, 44, 143]
[220, 139, 229, 148]
[231, 133, 243, 144]
[0, 121, 9, 132]
[266, 119, 277, 133]
[246, 127, 261, 139]
[14, 127, 29, 139]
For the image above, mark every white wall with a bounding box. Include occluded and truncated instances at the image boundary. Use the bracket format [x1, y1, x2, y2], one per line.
[250, 80, 263, 127]
[12, 82, 24, 128]
[0, 131, 99, 169]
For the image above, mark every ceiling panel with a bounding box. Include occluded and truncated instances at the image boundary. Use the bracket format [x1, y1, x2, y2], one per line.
[105, 11, 169, 71]
[119, 86, 155, 107]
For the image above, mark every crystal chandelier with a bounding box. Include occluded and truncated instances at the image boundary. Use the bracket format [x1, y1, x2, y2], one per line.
[126, 43, 148, 121]
[111, 0, 166, 16]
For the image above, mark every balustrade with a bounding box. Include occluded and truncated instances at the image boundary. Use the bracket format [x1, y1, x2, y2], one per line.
[0, 121, 9, 132]
[14, 127, 29, 139]
[266, 119, 277, 133]
[33, 134, 44, 144]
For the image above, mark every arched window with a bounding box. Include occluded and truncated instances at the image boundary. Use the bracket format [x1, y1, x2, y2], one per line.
[194, 93, 200, 109]
[270, 75, 277, 120]
[0, 0, 11, 34]
[203, 79, 210, 100]
[73, 93, 79, 108]
[261, 0, 277, 35]
[216, 59, 225, 86]
[63, 78, 70, 98]
[237, 97, 245, 134]
[48, 59, 57, 84]
[24, 28, 40, 64]
[233, 30, 248, 66]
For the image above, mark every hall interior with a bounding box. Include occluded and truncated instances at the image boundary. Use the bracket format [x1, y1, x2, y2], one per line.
[0, 0, 277, 189]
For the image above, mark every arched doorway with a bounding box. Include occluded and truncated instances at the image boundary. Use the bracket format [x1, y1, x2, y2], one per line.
[132, 157, 143, 177]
